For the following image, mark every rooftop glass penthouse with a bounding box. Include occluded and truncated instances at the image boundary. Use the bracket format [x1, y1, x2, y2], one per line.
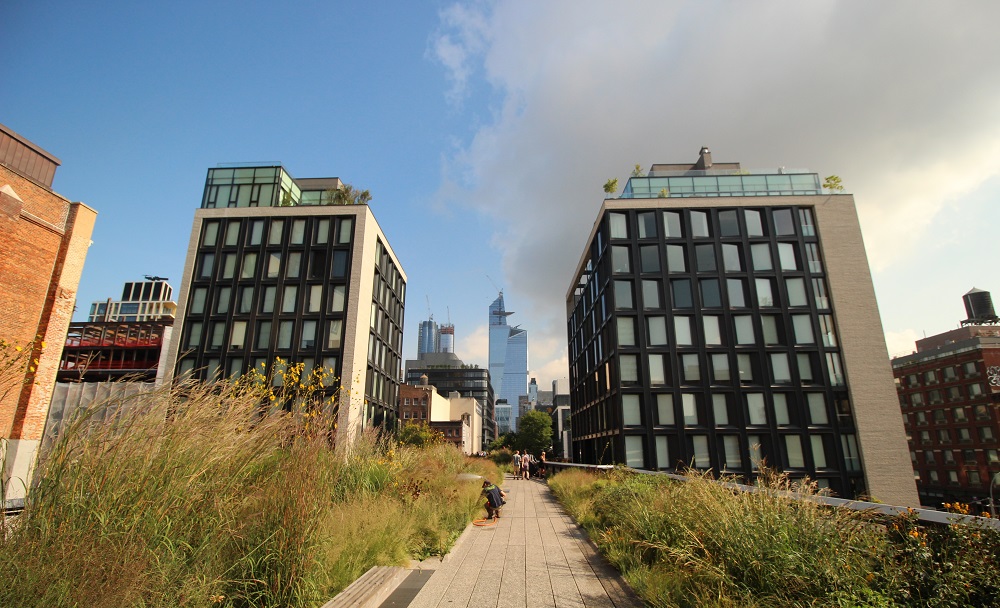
[621, 147, 822, 199]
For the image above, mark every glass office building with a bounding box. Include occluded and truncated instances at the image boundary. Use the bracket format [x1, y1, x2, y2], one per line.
[489, 292, 529, 431]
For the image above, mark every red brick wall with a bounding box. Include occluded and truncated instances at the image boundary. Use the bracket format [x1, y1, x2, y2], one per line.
[0, 165, 96, 441]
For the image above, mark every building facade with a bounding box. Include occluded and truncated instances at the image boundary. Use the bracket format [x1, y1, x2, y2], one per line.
[892, 301, 1000, 507]
[162, 165, 406, 442]
[565, 147, 917, 506]
[488, 292, 528, 431]
[417, 317, 439, 357]
[0, 123, 97, 502]
[404, 351, 495, 446]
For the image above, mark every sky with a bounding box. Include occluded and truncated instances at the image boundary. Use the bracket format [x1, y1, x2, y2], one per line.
[3, 1, 999, 391]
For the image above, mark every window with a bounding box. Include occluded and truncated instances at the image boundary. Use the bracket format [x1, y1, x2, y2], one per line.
[786, 278, 807, 306]
[216, 287, 231, 314]
[622, 395, 642, 426]
[189, 287, 207, 314]
[618, 317, 636, 346]
[745, 210, 764, 236]
[703, 316, 722, 345]
[647, 316, 667, 345]
[625, 437, 645, 469]
[819, 315, 837, 347]
[784, 435, 804, 468]
[924, 370, 937, 385]
[812, 278, 829, 309]
[746, 394, 767, 425]
[612, 246, 630, 273]
[792, 315, 814, 344]
[713, 394, 730, 425]
[771, 353, 791, 383]
[690, 211, 710, 237]
[842, 434, 861, 471]
[969, 383, 984, 397]
[199, 254, 215, 279]
[727, 279, 747, 308]
[734, 316, 755, 344]
[614, 280, 634, 309]
[761, 316, 781, 345]
[980, 427, 995, 441]
[681, 354, 700, 382]
[230, 321, 247, 349]
[241, 253, 257, 279]
[609, 213, 628, 238]
[690, 436, 710, 468]
[777, 243, 797, 270]
[663, 211, 683, 237]
[954, 407, 967, 422]
[666, 244, 686, 272]
[209, 322, 225, 349]
[798, 353, 815, 383]
[700, 279, 722, 307]
[943, 450, 955, 464]
[656, 436, 670, 469]
[327, 320, 343, 349]
[620, 355, 638, 383]
[656, 394, 675, 425]
[737, 354, 754, 383]
[314, 219, 330, 244]
[338, 218, 353, 244]
[805, 243, 822, 273]
[285, 251, 302, 279]
[719, 243, 741, 271]
[282, 286, 297, 313]
[964, 362, 979, 376]
[266, 252, 281, 278]
[277, 321, 293, 349]
[301, 320, 317, 348]
[773, 394, 790, 425]
[638, 212, 657, 238]
[719, 210, 740, 236]
[332, 250, 349, 277]
[202, 221, 219, 247]
[807, 394, 828, 424]
[224, 222, 240, 246]
[640, 245, 660, 272]
[756, 278, 775, 307]
[290, 219, 306, 244]
[642, 280, 661, 309]
[186, 322, 203, 348]
[671, 279, 693, 308]
[330, 286, 346, 312]
[750, 243, 772, 271]
[682, 394, 699, 425]
[773, 209, 795, 235]
[675, 317, 693, 345]
[695, 244, 716, 272]
[649, 354, 667, 385]
[798, 208, 815, 236]
[248, 220, 264, 245]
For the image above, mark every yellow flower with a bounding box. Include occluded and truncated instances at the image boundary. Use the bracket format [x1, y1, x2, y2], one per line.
[908, 529, 920, 538]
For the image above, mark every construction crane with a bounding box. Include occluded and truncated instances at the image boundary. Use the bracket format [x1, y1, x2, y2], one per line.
[426, 295, 433, 321]
[486, 274, 503, 296]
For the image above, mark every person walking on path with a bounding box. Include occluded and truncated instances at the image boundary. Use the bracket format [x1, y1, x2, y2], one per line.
[512, 450, 522, 480]
[520, 451, 531, 480]
[538, 450, 547, 477]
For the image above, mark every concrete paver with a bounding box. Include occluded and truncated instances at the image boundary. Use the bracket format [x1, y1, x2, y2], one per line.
[407, 475, 643, 608]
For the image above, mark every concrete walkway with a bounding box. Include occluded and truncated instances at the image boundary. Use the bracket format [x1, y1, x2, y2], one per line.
[406, 475, 644, 608]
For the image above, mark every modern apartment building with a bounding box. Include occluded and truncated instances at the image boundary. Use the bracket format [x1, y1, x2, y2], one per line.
[0, 123, 97, 502]
[565, 147, 917, 506]
[488, 292, 528, 431]
[892, 290, 1000, 507]
[162, 165, 406, 442]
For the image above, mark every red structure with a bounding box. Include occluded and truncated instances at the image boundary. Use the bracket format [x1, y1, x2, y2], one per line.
[58, 321, 172, 382]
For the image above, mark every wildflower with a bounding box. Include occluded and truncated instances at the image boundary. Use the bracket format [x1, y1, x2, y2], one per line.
[210, 595, 225, 603]
[908, 529, 920, 538]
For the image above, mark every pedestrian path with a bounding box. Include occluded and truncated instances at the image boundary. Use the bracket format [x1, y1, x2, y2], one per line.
[405, 474, 643, 608]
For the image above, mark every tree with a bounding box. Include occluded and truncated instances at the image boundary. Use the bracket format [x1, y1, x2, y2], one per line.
[398, 422, 443, 448]
[603, 178, 618, 196]
[325, 183, 373, 206]
[631, 163, 644, 177]
[516, 410, 553, 456]
[657, 188, 669, 198]
[823, 175, 844, 192]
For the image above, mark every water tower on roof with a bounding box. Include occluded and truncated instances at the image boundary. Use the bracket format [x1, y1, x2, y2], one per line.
[961, 287, 999, 326]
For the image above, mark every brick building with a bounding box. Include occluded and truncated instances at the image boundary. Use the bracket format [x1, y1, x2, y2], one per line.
[0, 123, 97, 502]
[892, 295, 1000, 507]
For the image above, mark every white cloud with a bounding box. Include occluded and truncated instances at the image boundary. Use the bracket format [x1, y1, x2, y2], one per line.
[456, 322, 489, 366]
[432, 0, 1000, 379]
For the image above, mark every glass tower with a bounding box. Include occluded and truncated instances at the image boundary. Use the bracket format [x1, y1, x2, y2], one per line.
[489, 292, 529, 431]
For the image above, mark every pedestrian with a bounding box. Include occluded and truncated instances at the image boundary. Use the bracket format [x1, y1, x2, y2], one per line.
[512, 450, 522, 480]
[520, 451, 531, 480]
[481, 480, 506, 520]
[539, 451, 547, 477]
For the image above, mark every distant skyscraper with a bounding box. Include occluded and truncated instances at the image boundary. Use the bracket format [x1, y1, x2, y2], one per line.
[439, 322, 455, 353]
[418, 317, 439, 356]
[488, 292, 529, 430]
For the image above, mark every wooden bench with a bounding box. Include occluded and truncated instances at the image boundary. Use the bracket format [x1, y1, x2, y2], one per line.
[320, 565, 408, 608]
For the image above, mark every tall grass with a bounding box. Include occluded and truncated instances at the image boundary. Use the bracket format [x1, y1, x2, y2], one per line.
[0, 376, 496, 607]
[549, 468, 1000, 607]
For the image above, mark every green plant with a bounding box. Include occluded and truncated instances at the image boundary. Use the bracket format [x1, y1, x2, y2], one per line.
[823, 175, 845, 192]
[603, 178, 618, 196]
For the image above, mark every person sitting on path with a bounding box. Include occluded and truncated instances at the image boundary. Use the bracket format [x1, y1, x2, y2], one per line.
[481, 479, 506, 520]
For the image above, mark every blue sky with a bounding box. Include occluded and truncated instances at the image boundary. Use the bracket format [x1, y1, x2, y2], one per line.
[4, 1, 1000, 388]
